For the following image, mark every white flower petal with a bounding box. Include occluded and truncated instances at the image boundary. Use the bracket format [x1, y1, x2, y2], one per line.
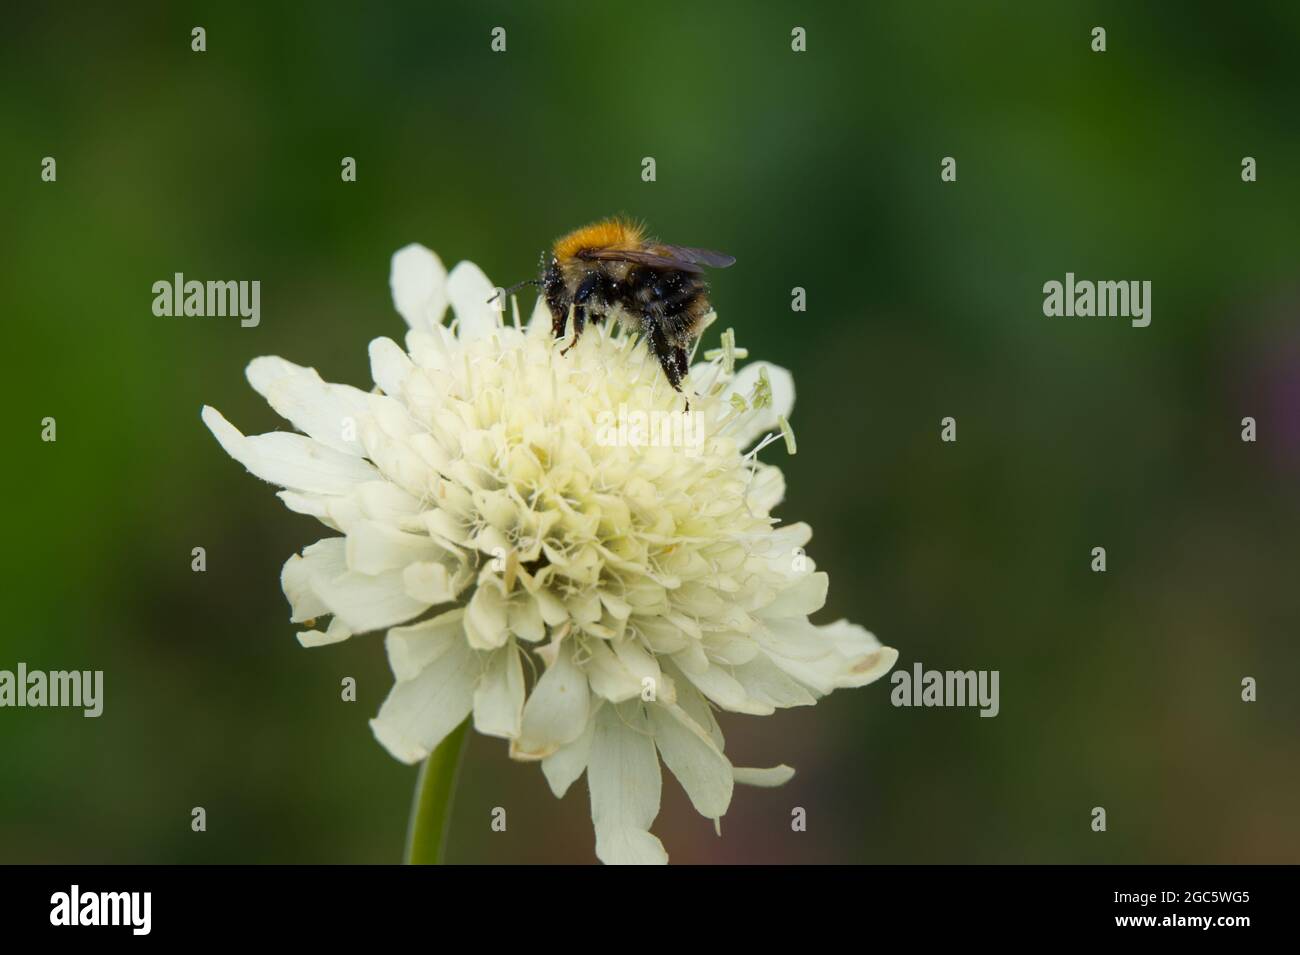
[541, 706, 598, 798]
[297, 616, 352, 648]
[748, 463, 786, 514]
[402, 561, 458, 604]
[525, 294, 551, 334]
[368, 337, 414, 398]
[404, 327, 454, 372]
[390, 243, 449, 332]
[472, 639, 525, 739]
[202, 406, 378, 494]
[650, 702, 733, 819]
[676, 684, 726, 752]
[680, 662, 774, 716]
[446, 261, 500, 342]
[818, 619, 899, 688]
[763, 640, 897, 695]
[276, 490, 340, 529]
[311, 567, 429, 634]
[764, 621, 897, 693]
[612, 638, 665, 696]
[758, 522, 814, 575]
[281, 538, 346, 622]
[345, 520, 441, 575]
[704, 631, 760, 666]
[588, 704, 666, 865]
[245, 356, 371, 455]
[353, 480, 424, 522]
[370, 633, 477, 763]
[759, 571, 829, 618]
[594, 827, 669, 867]
[385, 609, 465, 681]
[506, 595, 545, 643]
[733, 765, 795, 787]
[513, 639, 590, 760]
[752, 617, 834, 662]
[731, 652, 819, 708]
[465, 582, 510, 650]
[584, 639, 642, 703]
[820, 618, 884, 658]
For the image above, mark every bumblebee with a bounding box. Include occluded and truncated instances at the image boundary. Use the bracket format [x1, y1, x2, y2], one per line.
[508, 218, 735, 394]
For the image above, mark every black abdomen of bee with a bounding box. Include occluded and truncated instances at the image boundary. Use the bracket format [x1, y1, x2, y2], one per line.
[620, 266, 709, 345]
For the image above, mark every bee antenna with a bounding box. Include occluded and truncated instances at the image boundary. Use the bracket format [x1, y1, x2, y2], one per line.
[487, 278, 541, 304]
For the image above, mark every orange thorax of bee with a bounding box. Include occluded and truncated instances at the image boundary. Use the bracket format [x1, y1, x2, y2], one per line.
[551, 218, 645, 264]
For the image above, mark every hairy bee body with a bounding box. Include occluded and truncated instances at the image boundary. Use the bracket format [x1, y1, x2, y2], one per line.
[538, 218, 734, 393]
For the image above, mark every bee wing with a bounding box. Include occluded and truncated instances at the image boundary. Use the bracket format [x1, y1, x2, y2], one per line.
[577, 248, 705, 273]
[651, 244, 737, 269]
[577, 245, 736, 273]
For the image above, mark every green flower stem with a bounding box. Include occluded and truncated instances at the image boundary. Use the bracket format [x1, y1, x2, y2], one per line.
[404, 718, 470, 865]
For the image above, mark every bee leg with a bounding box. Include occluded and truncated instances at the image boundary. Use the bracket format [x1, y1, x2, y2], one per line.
[559, 305, 586, 355]
[645, 322, 692, 409]
[560, 272, 603, 355]
[671, 346, 689, 385]
[672, 346, 692, 411]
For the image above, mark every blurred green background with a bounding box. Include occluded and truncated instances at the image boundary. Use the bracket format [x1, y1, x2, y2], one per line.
[2, 1, 1298, 864]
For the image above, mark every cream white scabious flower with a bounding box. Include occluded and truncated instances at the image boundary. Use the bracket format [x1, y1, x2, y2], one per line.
[202, 242, 897, 865]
